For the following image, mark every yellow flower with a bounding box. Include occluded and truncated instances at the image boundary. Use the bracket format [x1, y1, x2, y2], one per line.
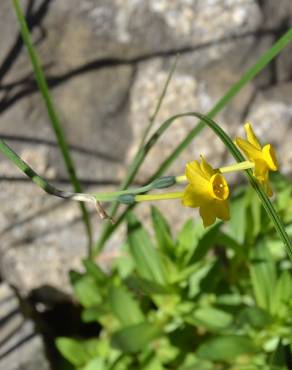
[182, 156, 230, 227]
[235, 122, 278, 196]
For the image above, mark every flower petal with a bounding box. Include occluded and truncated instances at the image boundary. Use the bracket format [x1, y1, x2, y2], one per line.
[254, 158, 269, 183]
[185, 160, 210, 194]
[244, 122, 261, 150]
[262, 144, 278, 171]
[182, 184, 204, 208]
[199, 204, 216, 227]
[214, 199, 230, 221]
[200, 155, 215, 179]
[235, 137, 262, 162]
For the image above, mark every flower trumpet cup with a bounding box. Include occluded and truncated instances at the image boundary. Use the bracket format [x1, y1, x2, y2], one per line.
[182, 156, 230, 227]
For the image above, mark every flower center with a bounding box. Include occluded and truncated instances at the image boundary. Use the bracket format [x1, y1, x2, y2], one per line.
[210, 173, 229, 200]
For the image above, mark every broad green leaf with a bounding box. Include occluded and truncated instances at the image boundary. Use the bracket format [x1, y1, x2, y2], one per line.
[151, 206, 175, 255]
[81, 306, 108, 323]
[196, 335, 256, 361]
[73, 276, 102, 308]
[81, 358, 105, 370]
[250, 241, 277, 312]
[127, 213, 166, 285]
[111, 322, 162, 353]
[140, 355, 164, 370]
[272, 270, 292, 317]
[108, 284, 144, 326]
[55, 337, 98, 367]
[83, 259, 107, 283]
[191, 307, 233, 331]
[111, 243, 134, 278]
[126, 275, 173, 295]
[237, 307, 271, 329]
[188, 261, 215, 298]
[160, 254, 181, 284]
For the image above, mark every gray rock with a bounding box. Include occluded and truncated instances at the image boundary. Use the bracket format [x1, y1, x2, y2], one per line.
[0, 0, 292, 297]
[0, 283, 50, 370]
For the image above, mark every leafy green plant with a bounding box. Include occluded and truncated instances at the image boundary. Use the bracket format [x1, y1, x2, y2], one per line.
[56, 177, 292, 370]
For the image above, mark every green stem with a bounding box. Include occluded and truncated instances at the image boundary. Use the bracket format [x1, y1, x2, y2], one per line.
[135, 192, 183, 202]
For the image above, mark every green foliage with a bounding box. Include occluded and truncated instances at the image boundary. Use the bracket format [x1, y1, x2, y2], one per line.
[57, 176, 292, 369]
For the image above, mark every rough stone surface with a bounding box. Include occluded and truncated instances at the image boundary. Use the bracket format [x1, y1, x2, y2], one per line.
[0, 283, 50, 370]
[0, 0, 292, 299]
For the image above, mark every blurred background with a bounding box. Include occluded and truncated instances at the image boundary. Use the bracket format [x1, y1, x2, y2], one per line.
[0, 1, 292, 369]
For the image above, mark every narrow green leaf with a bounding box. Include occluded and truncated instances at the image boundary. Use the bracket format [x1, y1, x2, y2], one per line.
[127, 213, 166, 285]
[111, 322, 162, 353]
[108, 284, 144, 326]
[151, 206, 175, 255]
[11, 0, 92, 254]
[196, 335, 256, 361]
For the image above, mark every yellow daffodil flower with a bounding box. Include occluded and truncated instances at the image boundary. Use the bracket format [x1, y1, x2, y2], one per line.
[235, 122, 278, 196]
[182, 156, 230, 227]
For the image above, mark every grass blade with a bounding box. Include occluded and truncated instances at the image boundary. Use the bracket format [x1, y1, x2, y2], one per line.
[12, 0, 92, 255]
[94, 29, 292, 254]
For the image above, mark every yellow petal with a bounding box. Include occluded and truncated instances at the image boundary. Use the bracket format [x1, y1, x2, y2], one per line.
[235, 137, 262, 162]
[244, 122, 261, 150]
[200, 155, 215, 179]
[182, 184, 204, 208]
[253, 159, 269, 183]
[262, 144, 278, 171]
[185, 161, 211, 197]
[214, 199, 230, 221]
[199, 204, 216, 227]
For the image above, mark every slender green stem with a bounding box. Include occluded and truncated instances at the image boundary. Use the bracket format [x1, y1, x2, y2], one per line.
[219, 161, 255, 174]
[135, 192, 183, 202]
[175, 161, 255, 183]
[12, 0, 93, 256]
[139, 55, 179, 147]
[93, 29, 292, 255]
[0, 139, 178, 204]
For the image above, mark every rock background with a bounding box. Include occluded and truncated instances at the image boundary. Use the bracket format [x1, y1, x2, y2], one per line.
[0, 1, 292, 366]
